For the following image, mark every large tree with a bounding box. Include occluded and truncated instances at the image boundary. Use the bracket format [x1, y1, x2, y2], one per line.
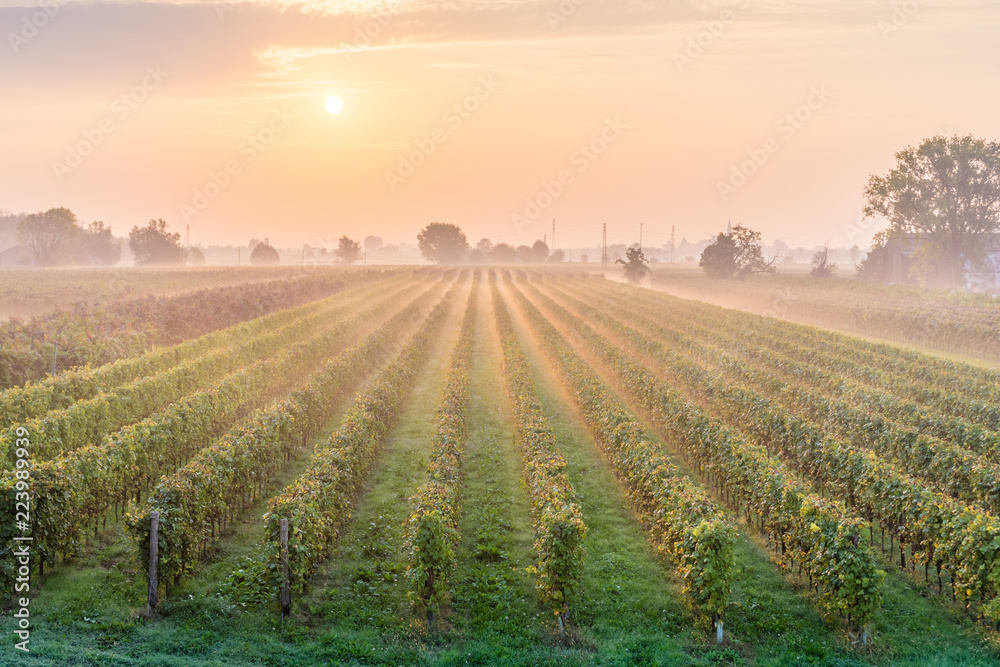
[129, 219, 186, 265]
[417, 222, 468, 264]
[864, 135, 1000, 288]
[17, 207, 80, 265]
[490, 242, 516, 264]
[335, 235, 362, 264]
[616, 245, 649, 284]
[78, 221, 122, 266]
[250, 241, 280, 265]
[699, 224, 775, 279]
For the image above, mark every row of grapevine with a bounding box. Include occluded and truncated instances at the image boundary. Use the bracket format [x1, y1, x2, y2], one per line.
[553, 279, 1000, 516]
[538, 277, 1000, 622]
[637, 297, 1000, 467]
[0, 267, 402, 390]
[490, 277, 586, 626]
[0, 277, 405, 467]
[0, 270, 405, 430]
[0, 279, 434, 591]
[602, 278, 1000, 437]
[504, 280, 736, 631]
[403, 272, 480, 626]
[261, 278, 463, 598]
[127, 278, 452, 589]
[520, 279, 885, 633]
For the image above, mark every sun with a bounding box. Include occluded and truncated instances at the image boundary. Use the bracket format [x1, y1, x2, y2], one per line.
[324, 95, 344, 114]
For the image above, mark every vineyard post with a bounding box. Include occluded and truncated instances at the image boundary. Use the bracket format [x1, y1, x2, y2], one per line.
[147, 511, 159, 616]
[716, 619, 724, 645]
[52, 343, 58, 375]
[280, 518, 290, 619]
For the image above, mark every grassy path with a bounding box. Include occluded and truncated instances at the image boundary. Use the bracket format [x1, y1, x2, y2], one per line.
[293, 278, 473, 656]
[493, 280, 721, 664]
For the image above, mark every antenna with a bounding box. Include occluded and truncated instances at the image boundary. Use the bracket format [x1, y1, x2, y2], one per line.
[602, 223, 607, 272]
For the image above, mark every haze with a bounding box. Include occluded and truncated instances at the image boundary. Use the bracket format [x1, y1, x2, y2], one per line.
[1, 0, 998, 250]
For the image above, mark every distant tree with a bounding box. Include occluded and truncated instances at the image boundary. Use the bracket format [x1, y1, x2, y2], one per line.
[129, 219, 186, 266]
[467, 248, 486, 264]
[579, 254, 589, 263]
[475, 238, 494, 255]
[547, 249, 566, 263]
[699, 233, 738, 278]
[530, 240, 549, 263]
[699, 224, 775, 279]
[490, 242, 516, 263]
[78, 221, 121, 266]
[864, 135, 1000, 288]
[616, 245, 650, 284]
[417, 222, 469, 264]
[187, 246, 206, 265]
[335, 236, 362, 264]
[849, 244, 861, 263]
[17, 207, 80, 265]
[515, 245, 533, 263]
[250, 241, 280, 265]
[810, 246, 837, 278]
[364, 236, 383, 253]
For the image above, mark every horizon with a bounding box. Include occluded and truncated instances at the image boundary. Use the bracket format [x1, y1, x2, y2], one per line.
[2, 0, 998, 250]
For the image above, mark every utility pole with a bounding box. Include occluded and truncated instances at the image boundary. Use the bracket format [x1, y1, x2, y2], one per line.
[640, 222, 643, 251]
[602, 223, 607, 272]
[552, 218, 556, 251]
[671, 225, 676, 264]
[237, 248, 241, 266]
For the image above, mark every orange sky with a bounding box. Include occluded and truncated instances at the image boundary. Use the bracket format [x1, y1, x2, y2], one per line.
[1, 0, 998, 250]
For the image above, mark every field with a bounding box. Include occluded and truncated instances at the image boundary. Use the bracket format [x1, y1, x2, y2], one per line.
[648, 265, 1000, 364]
[4, 267, 1000, 666]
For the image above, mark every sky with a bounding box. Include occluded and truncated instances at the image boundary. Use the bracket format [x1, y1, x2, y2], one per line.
[1, 0, 998, 250]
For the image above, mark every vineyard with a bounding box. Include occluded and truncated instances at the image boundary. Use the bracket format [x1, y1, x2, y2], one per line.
[650, 266, 1000, 363]
[3, 267, 1000, 666]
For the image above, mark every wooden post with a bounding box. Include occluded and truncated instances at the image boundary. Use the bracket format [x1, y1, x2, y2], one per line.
[280, 518, 290, 619]
[716, 619, 724, 645]
[147, 511, 159, 616]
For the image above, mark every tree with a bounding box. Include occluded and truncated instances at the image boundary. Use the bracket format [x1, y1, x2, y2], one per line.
[475, 238, 494, 255]
[515, 245, 533, 263]
[810, 246, 837, 278]
[335, 235, 362, 264]
[17, 207, 80, 265]
[530, 240, 549, 263]
[79, 221, 121, 266]
[616, 245, 650, 284]
[490, 242, 516, 263]
[547, 249, 566, 263]
[699, 224, 776, 279]
[864, 135, 1000, 288]
[129, 219, 186, 266]
[250, 241, 280, 265]
[417, 222, 468, 264]
[364, 236, 383, 253]
[699, 233, 737, 278]
[187, 246, 206, 265]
